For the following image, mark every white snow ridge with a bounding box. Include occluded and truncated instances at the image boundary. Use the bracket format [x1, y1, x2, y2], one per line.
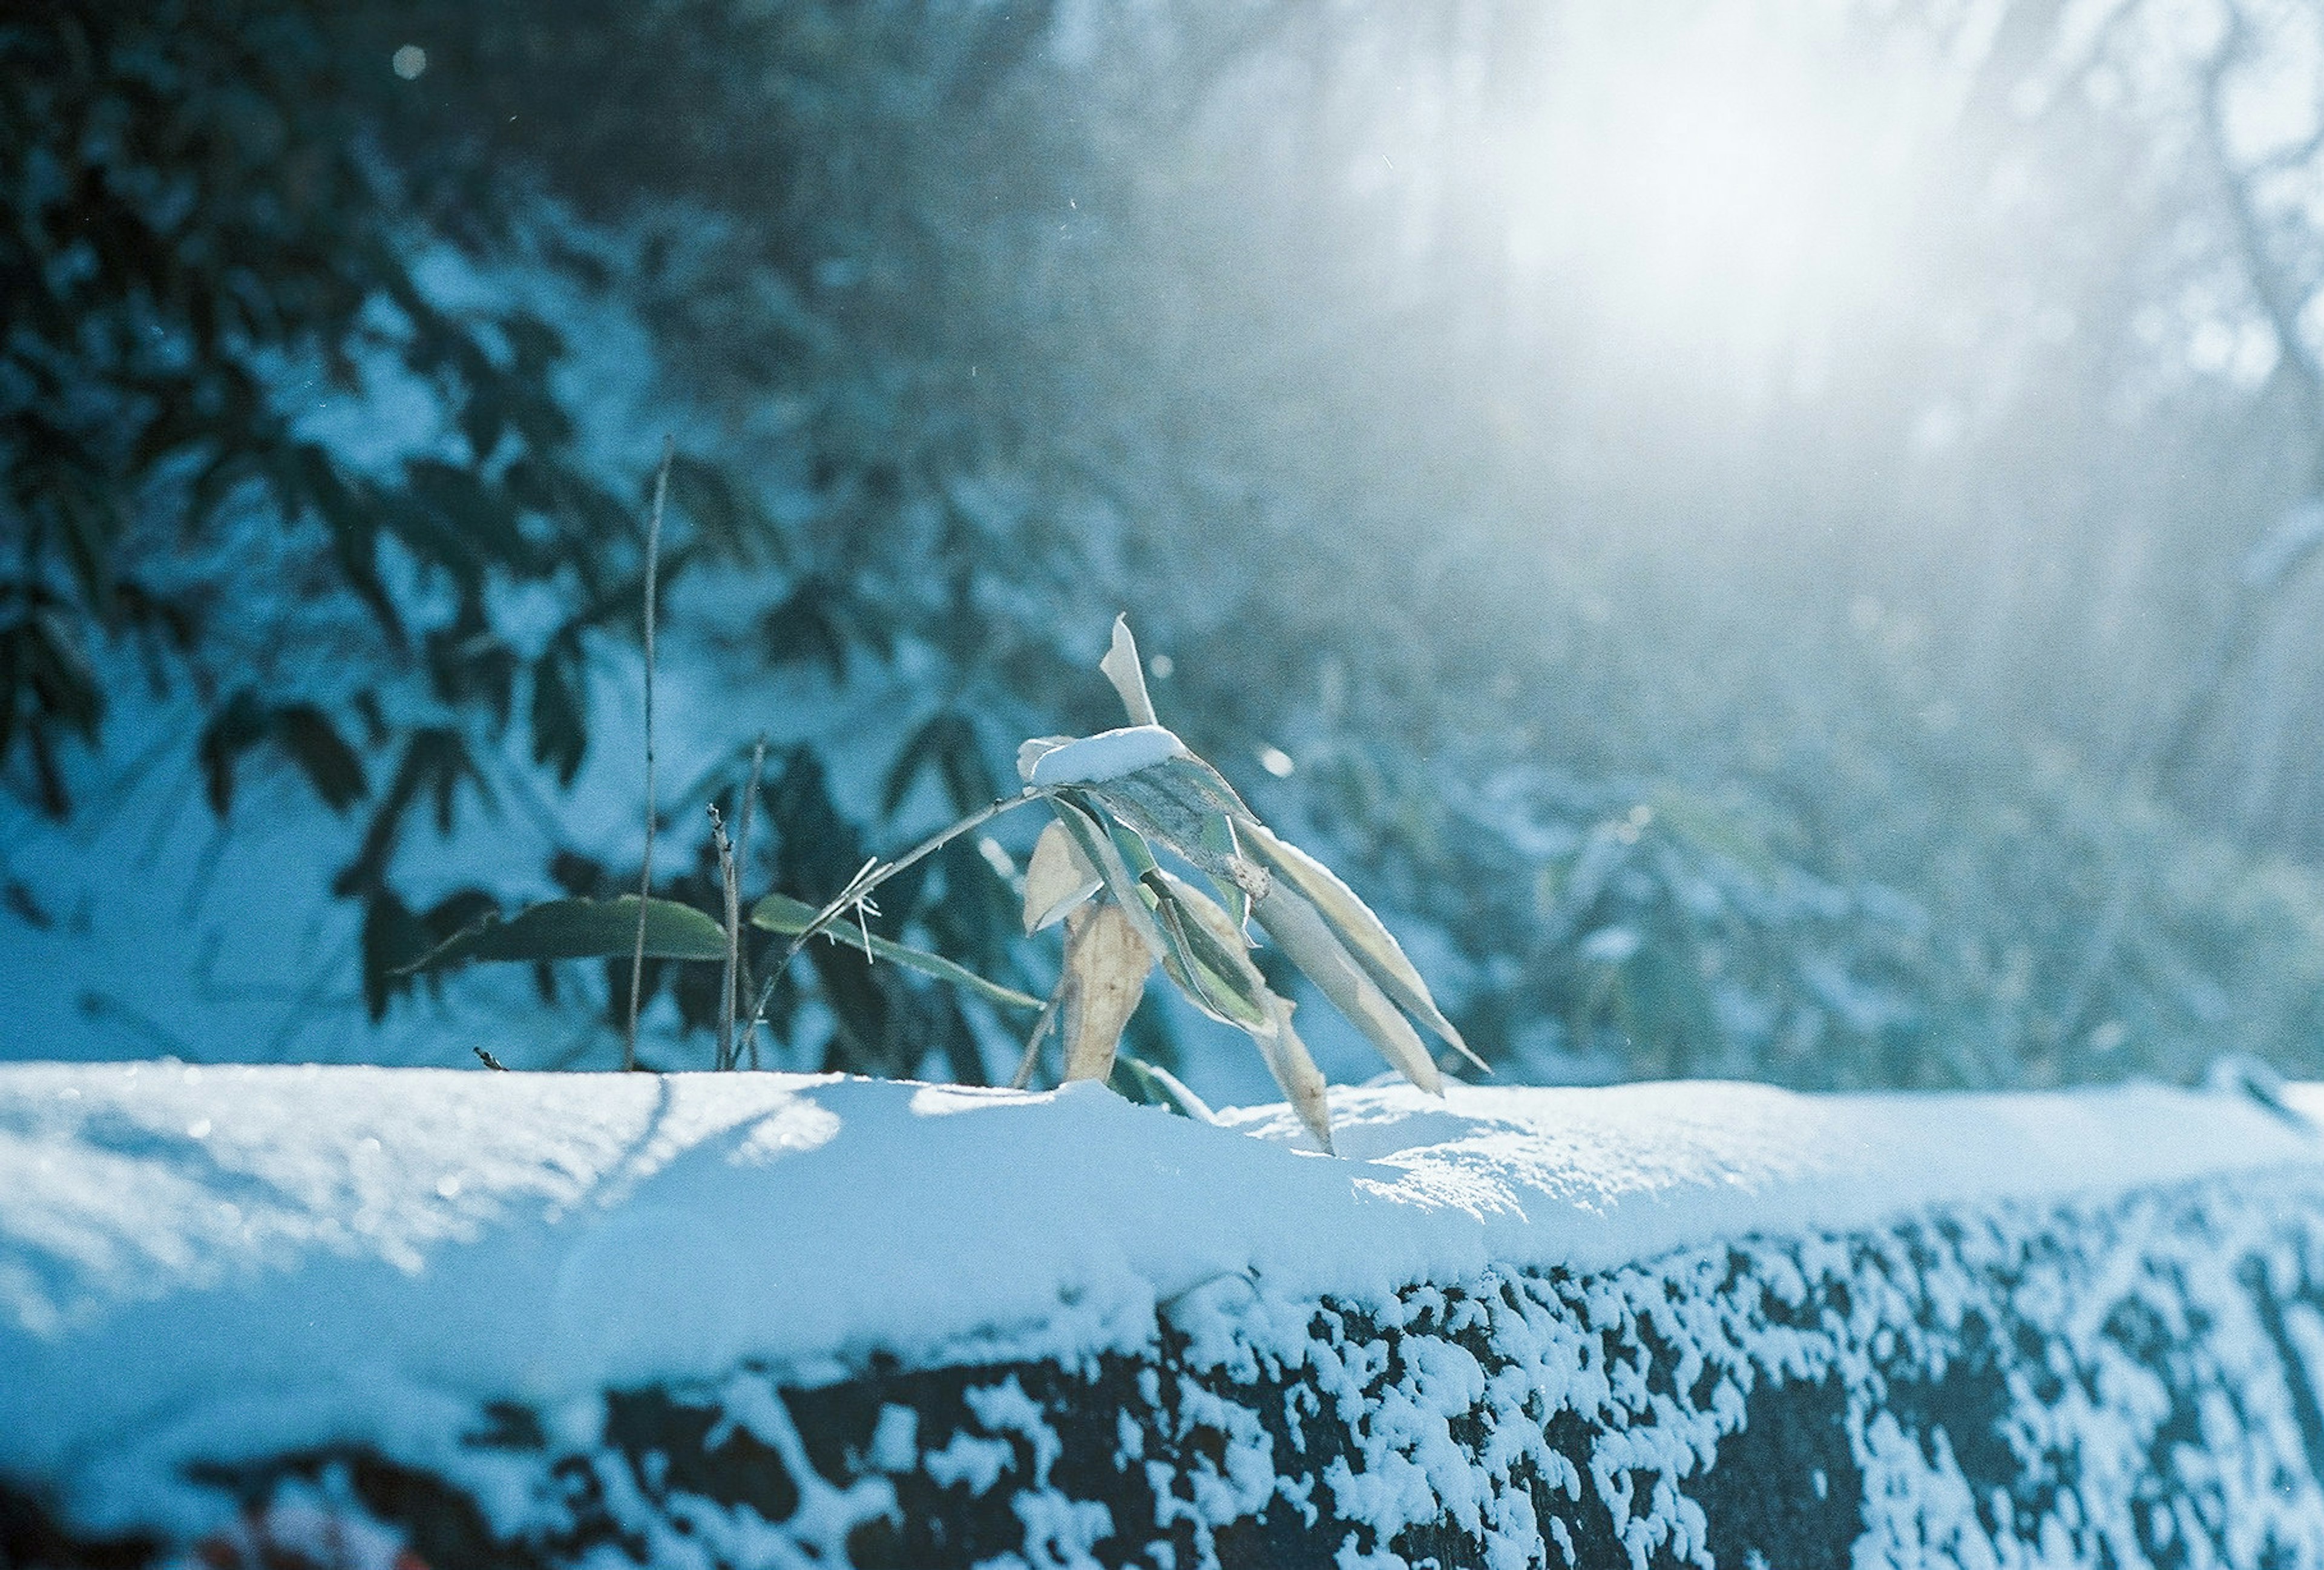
[3, 1062, 2323, 1568]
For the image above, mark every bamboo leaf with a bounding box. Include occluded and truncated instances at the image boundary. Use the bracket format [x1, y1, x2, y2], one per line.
[1023, 819, 1101, 933]
[1094, 809, 1267, 1031]
[1253, 994, 1334, 1154]
[408, 895, 726, 971]
[1149, 870, 1275, 1033]
[1202, 815, 1255, 933]
[1052, 789, 1273, 1033]
[1241, 818, 1485, 1072]
[1100, 613, 1159, 726]
[1059, 899, 1152, 1081]
[1109, 1054, 1216, 1122]
[750, 891, 1043, 1010]
[1254, 882, 1443, 1094]
[1084, 754, 1258, 885]
[1046, 790, 1174, 971]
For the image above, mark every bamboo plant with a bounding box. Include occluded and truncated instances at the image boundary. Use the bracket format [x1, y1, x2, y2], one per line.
[410, 617, 1478, 1149]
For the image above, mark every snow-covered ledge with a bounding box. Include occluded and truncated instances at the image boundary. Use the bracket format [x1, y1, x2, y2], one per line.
[6, 1063, 2324, 1569]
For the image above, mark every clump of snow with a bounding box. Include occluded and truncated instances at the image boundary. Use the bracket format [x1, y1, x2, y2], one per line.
[2, 1062, 2320, 1540]
[1017, 726, 1190, 787]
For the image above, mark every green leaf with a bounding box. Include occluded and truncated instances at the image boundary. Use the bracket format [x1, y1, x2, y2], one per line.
[1109, 1054, 1215, 1121]
[1084, 754, 1256, 884]
[407, 895, 727, 971]
[1240, 818, 1485, 1072]
[1143, 870, 1274, 1032]
[750, 891, 1043, 1010]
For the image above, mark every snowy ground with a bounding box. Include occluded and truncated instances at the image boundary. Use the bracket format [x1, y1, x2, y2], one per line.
[5, 1061, 2320, 1555]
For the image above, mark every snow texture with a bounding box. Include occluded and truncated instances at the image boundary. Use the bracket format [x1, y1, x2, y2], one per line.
[1019, 726, 1191, 787]
[4, 1063, 2324, 1566]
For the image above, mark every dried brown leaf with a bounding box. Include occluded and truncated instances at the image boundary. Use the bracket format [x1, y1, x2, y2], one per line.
[1060, 900, 1153, 1082]
[1023, 819, 1101, 933]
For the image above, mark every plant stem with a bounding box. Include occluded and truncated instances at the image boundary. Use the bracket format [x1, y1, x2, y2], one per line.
[1011, 979, 1065, 1089]
[744, 789, 1048, 1043]
[710, 802, 740, 1070]
[737, 736, 767, 1069]
[625, 438, 673, 1072]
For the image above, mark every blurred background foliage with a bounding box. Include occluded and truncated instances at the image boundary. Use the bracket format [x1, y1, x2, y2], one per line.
[9, 0, 2324, 1092]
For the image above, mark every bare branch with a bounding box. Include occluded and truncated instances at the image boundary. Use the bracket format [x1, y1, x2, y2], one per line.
[2198, 9, 2324, 410]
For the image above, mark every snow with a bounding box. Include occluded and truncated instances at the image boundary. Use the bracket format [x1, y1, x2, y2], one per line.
[2, 1061, 2321, 1538]
[1018, 726, 1190, 787]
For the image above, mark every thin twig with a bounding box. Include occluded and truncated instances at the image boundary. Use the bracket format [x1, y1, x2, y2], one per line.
[1010, 979, 1067, 1089]
[743, 790, 1048, 1047]
[711, 803, 741, 1070]
[779, 793, 1042, 970]
[625, 438, 674, 1072]
[737, 736, 767, 1069]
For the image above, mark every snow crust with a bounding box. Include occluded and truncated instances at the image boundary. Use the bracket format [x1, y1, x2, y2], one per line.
[1019, 725, 1190, 787]
[2, 1062, 2320, 1534]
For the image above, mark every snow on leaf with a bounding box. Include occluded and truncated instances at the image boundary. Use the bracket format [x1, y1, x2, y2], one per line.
[1016, 734, 1074, 784]
[1020, 726, 1190, 789]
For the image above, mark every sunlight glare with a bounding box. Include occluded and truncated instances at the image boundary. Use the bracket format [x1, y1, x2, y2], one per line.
[1499, 16, 1908, 364]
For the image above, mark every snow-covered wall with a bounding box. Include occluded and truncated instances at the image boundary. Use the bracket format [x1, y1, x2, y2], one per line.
[5, 1065, 2324, 1568]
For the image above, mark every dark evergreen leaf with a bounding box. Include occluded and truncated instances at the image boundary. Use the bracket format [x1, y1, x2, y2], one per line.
[407, 895, 728, 971]
[529, 651, 588, 787]
[881, 711, 991, 819]
[761, 581, 853, 682]
[197, 689, 270, 817]
[361, 891, 428, 1020]
[270, 703, 369, 813]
